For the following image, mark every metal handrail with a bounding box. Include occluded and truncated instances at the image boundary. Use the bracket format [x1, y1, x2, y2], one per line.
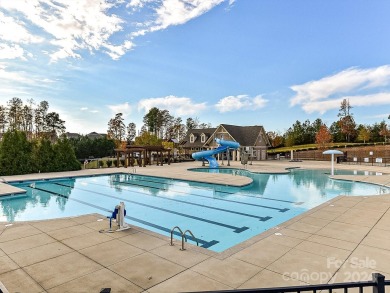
[170, 226, 185, 250]
[183, 229, 199, 248]
[170, 226, 199, 251]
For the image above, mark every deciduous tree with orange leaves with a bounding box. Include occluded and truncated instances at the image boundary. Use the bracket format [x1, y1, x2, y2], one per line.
[315, 124, 332, 149]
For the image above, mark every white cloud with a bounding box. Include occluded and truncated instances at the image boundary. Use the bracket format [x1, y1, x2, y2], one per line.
[290, 65, 390, 107]
[0, 11, 43, 44]
[149, 0, 225, 32]
[215, 94, 268, 113]
[0, 0, 134, 61]
[0, 44, 27, 60]
[127, 0, 153, 10]
[130, 0, 228, 37]
[138, 95, 207, 116]
[107, 102, 132, 117]
[1, 0, 231, 61]
[365, 113, 390, 119]
[301, 93, 390, 115]
[0, 63, 33, 84]
[80, 107, 88, 111]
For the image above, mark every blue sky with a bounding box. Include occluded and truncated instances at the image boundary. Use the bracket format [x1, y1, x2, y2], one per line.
[1, 0, 390, 134]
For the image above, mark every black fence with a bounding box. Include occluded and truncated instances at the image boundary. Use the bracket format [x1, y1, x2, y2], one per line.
[188, 273, 389, 293]
[343, 156, 390, 167]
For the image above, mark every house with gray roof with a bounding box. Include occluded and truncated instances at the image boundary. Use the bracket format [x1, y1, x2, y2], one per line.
[181, 124, 270, 161]
[180, 128, 216, 157]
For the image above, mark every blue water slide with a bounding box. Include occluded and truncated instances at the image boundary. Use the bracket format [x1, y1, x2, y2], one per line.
[192, 138, 240, 168]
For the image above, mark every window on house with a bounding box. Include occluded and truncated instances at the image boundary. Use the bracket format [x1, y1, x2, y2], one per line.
[201, 134, 206, 143]
[190, 134, 195, 143]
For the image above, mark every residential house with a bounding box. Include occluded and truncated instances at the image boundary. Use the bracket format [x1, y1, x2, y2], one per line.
[65, 132, 81, 139]
[86, 132, 106, 140]
[180, 128, 216, 158]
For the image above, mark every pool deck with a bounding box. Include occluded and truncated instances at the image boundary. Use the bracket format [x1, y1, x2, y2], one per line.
[0, 160, 390, 292]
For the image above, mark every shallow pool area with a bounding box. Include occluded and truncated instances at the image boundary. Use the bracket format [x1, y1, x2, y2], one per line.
[1, 169, 389, 252]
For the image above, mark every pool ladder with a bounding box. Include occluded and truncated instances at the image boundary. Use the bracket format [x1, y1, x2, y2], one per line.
[170, 226, 199, 251]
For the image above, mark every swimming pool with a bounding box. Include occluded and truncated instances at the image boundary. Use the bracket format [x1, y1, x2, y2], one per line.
[1, 169, 389, 252]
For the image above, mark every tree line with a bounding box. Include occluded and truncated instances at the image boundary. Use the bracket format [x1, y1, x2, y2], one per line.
[0, 97, 66, 139]
[0, 130, 80, 175]
[107, 107, 212, 145]
[0, 98, 81, 175]
[267, 99, 390, 148]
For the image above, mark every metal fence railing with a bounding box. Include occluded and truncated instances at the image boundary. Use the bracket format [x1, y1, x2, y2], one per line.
[187, 273, 389, 293]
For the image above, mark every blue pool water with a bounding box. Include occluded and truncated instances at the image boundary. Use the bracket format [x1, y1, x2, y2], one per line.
[1, 169, 389, 252]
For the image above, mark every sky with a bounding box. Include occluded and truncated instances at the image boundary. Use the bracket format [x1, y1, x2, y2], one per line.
[1, 0, 390, 134]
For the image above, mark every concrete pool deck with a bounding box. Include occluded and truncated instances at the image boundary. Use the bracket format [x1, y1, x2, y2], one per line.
[0, 160, 389, 292]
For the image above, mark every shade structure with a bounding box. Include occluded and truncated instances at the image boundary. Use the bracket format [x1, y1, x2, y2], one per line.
[322, 150, 344, 175]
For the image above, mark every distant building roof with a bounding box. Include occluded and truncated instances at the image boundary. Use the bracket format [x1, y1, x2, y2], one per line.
[65, 132, 81, 139]
[86, 132, 106, 139]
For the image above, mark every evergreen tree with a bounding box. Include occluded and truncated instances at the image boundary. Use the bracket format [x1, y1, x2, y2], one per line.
[107, 113, 125, 142]
[0, 130, 33, 175]
[7, 97, 23, 131]
[31, 138, 56, 172]
[53, 137, 81, 171]
[0, 105, 8, 133]
[126, 122, 137, 144]
[45, 112, 66, 138]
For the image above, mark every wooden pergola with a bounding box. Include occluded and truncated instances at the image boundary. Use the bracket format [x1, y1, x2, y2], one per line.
[114, 145, 171, 167]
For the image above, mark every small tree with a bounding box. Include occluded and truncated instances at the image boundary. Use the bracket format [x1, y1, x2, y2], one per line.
[315, 125, 332, 149]
[337, 99, 356, 142]
[379, 122, 390, 142]
[357, 126, 371, 143]
[134, 132, 162, 146]
[267, 131, 284, 148]
[106, 160, 112, 168]
[98, 160, 104, 168]
[113, 160, 118, 167]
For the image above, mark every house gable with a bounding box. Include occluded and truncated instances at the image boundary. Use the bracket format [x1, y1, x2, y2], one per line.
[205, 125, 235, 147]
[254, 126, 271, 147]
[181, 128, 216, 148]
